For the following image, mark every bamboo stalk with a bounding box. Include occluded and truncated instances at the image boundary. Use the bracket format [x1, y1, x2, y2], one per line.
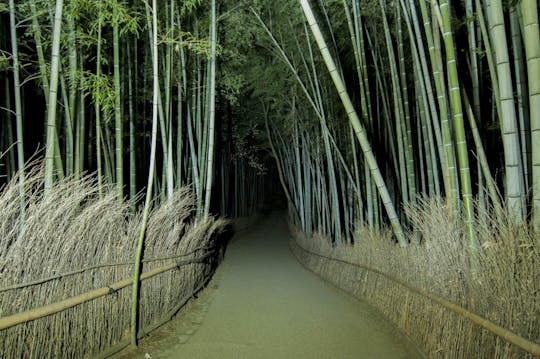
[203, 0, 217, 219]
[8, 0, 25, 218]
[44, 0, 64, 192]
[520, 0, 540, 228]
[131, 0, 160, 346]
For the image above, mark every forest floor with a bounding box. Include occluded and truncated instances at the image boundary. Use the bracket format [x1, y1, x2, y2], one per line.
[113, 212, 421, 359]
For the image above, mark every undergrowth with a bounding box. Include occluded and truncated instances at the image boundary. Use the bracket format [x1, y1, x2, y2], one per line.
[292, 197, 539, 358]
[0, 166, 227, 358]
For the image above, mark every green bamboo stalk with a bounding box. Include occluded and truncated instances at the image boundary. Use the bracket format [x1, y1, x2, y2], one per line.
[435, 0, 476, 249]
[342, 0, 368, 123]
[396, 3, 416, 207]
[475, 0, 502, 120]
[465, 0, 481, 119]
[379, 0, 409, 207]
[509, 8, 530, 194]
[177, 13, 188, 187]
[94, 1, 104, 196]
[419, 0, 459, 205]
[488, 0, 525, 222]
[301, 132, 314, 236]
[462, 88, 503, 214]
[67, 15, 77, 176]
[75, 80, 85, 179]
[293, 119, 306, 230]
[29, 1, 65, 181]
[3, 77, 16, 181]
[165, 0, 175, 199]
[113, 18, 123, 202]
[144, 0, 173, 199]
[60, 75, 74, 177]
[29, 2, 50, 106]
[520, 0, 540, 228]
[401, 0, 442, 197]
[187, 96, 200, 200]
[203, 0, 217, 219]
[8, 0, 25, 216]
[131, 0, 159, 347]
[127, 39, 136, 203]
[44, 0, 64, 192]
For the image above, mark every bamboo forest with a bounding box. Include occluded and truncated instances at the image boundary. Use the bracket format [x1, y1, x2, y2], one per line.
[0, 0, 539, 357]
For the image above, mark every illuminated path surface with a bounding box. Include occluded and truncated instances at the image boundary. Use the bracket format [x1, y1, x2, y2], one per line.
[115, 213, 420, 359]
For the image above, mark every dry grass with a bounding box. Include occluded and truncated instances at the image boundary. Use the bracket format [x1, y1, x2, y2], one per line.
[291, 197, 540, 358]
[0, 167, 227, 358]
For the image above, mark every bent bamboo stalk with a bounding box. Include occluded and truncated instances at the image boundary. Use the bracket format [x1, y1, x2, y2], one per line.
[292, 239, 540, 356]
[0, 252, 213, 331]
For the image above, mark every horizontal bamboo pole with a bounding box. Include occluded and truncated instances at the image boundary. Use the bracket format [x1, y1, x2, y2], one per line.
[291, 238, 540, 356]
[0, 245, 216, 293]
[0, 251, 214, 331]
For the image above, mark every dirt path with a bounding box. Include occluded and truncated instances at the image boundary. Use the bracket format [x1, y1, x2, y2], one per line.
[115, 213, 420, 358]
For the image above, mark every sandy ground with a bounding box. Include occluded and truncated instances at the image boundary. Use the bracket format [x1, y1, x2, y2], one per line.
[114, 212, 420, 359]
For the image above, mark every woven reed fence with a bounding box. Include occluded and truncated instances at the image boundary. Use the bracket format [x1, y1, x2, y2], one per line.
[290, 218, 540, 358]
[0, 169, 227, 358]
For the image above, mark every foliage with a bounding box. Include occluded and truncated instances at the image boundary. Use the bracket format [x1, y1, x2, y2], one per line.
[175, 31, 214, 57]
[0, 51, 9, 72]
[181, 0, 203, 16]
[78, 70, 115, 122]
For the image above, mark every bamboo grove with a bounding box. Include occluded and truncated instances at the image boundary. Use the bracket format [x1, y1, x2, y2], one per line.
[245, 0, 540, 249]
[1, 0, 539, 356]
[1, 0, 267, 219]
[1, 1, 539, 258]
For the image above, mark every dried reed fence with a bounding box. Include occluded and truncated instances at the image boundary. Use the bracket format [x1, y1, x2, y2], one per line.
[0, 167, 227, 358]
[290, 197, 540, 358]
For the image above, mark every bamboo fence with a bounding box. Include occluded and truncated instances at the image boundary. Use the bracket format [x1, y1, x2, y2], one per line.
[290, 224, 540, 358]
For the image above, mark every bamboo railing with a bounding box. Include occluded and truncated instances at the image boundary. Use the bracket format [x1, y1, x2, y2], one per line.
[0, 247, 219, 358]
[291, 238, 540, 356]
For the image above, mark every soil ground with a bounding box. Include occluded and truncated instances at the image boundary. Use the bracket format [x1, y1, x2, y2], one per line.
[113, 212, 421, 359]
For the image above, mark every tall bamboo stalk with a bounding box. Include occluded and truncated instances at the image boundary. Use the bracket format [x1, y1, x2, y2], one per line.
[489, 0, 524, 222]
[8, 0, 25, 216]
[113, 16, 123, 202]
[520, 0, 540, 228]
[44, 0, 64, 192]
[131, 0, 159, 347]
[203, 0, 217, 219]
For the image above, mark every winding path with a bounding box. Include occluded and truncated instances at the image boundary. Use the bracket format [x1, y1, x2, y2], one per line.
[116, 213, 420, 358]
